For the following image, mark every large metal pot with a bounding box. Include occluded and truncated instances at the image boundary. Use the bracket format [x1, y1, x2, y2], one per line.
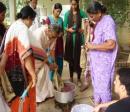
[54, 81, 76, 104]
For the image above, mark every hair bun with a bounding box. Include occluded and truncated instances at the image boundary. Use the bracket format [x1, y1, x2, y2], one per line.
[101, 4, 107, 13]
[16, 12, 22, 19]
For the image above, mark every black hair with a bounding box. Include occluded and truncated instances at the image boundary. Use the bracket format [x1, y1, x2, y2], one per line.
[68, 0, 81, 32]
[16, 6, 36, 20]
[117, 68, 130, 96]
[48, 24, 60, 34]
[53, 3, 62, 11]
[70, 0, 80, 11]
[70, 0, 79, 3]
[87, 1, 107, 14]
[0, 2, 6, 13]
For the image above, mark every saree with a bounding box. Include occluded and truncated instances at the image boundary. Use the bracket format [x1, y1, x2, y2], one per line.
[89, 15, 118, 103]
[31, 26, 54, 102]
[4, 19, 36, 112]
[46, 15, 64, 76]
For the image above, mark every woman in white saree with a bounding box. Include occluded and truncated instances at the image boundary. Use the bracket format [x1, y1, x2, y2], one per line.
[31, 24, 59, 102]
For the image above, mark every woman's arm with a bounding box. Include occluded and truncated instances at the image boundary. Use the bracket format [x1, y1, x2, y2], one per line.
[86, 39, 116, 51]
[24, 55, 36, 87]
[93, 100, 118, 112]
[0, 52, 8, 75]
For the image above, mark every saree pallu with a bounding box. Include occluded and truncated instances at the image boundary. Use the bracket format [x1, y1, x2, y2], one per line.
[35, 59, 54, 102]
[32, 46, 54, 102]
[5, 39, 36, 112]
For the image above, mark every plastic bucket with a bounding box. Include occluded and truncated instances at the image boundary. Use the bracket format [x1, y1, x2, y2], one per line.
[71, 104, 93, 112]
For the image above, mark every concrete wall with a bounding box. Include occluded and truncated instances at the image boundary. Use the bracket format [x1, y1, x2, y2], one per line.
[118, 23, 130, 49]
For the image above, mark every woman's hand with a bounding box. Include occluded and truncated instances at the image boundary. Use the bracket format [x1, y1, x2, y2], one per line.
[31, 74, 36, 88]
[44, 57, 48, 63]
[58, 32, 64, 37]
[67, 27, 75, 33]
[49, 63, 58, 70]
[93, 100, 118, 112]
[85, 42, 95, 50]
[24, 55, 36, 88]
[86, 39, 116, 51]
[93, 105, 102, 112]
[78, 29, 84, 33]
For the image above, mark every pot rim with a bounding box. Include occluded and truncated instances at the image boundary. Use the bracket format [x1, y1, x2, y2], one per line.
[54, 81, 76, 93]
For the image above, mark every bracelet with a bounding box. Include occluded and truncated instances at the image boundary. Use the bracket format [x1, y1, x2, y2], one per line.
[93, 44, 96, 50]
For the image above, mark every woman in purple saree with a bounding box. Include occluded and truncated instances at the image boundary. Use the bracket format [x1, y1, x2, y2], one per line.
[86, 1, 118, 105]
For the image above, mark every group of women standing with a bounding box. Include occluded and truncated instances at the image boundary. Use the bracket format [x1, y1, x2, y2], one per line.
[46, 0, 87, 83]
[0, 4, 61, 112]
[50, 0, 118, 109]
[0, 0, 118, 112]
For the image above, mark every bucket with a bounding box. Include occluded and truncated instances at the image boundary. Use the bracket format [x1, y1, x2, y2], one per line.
[71, 104, 93, 112]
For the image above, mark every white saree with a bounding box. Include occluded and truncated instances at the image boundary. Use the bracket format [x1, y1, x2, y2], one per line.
[31, 26, 55, 102]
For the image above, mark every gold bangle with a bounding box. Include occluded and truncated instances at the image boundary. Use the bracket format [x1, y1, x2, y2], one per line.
[93, 44, 96, 50]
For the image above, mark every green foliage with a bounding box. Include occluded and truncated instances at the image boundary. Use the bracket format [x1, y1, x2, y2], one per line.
[1, 0, 10, 25]
[1, 0, 27, 25]
[101, 0, 129, 27]
[16, 0, 28, 13]
[1, 0, 9, 17]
